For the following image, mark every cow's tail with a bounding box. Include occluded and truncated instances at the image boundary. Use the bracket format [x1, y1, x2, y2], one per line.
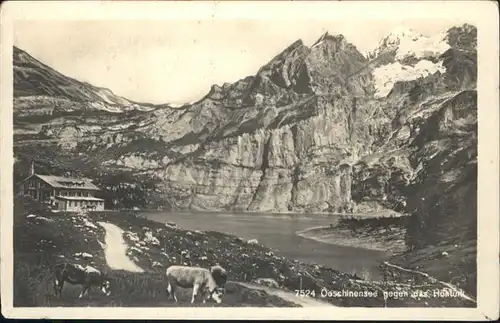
[53, 262, 67, 284]
[52, 262, 66, 296]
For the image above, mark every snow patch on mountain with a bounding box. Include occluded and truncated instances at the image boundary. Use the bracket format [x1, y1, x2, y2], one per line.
[168, 101, 198, 109]
[370, 26, 450, 61]
[135, 105, 155, 112]
[169, 103, 185, 108]
[372, 60, 446, 98]
[395, 31, 450, 61]
[108, 123, 134, 131]
[87, 101, 123, 113]
[93, 87, 131, 106]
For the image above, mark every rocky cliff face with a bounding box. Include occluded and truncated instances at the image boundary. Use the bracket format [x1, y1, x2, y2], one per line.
[14, 24, 477, 223]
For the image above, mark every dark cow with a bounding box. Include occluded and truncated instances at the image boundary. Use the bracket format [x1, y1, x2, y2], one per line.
[53, 263, 111, 298]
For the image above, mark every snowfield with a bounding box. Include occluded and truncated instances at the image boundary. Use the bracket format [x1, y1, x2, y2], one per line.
[366, 26, 452, 98]
[371, 26, 450, 61]
[372, 60, 446, 98]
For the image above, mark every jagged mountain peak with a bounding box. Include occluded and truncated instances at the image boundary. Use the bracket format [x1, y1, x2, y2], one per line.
[312, 31, 331, 45]
[445, 23, 476, 37]
[275, 39, 306, 56]
[310, 31, 346, 48]
[384, 26, 422, 42]
[246, 30, 371, 100]
[309, 31, 356, 56]
[444, 23, 477, 51]
[194, 31, 368, 108]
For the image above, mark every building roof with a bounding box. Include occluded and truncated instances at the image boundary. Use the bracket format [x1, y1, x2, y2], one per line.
[55, 196, 105, 202]
[33, 174, 101, 190]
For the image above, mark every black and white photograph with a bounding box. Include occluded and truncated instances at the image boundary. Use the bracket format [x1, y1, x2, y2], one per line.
[1, 0, 498, 320]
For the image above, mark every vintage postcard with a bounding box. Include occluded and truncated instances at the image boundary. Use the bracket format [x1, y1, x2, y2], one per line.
[1, 0, 499, 320]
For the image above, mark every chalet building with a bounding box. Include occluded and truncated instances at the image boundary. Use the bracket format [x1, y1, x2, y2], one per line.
[19, 167, 105, 212]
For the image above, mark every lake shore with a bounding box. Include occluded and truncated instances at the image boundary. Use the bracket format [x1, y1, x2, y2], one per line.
[121, 208, 401, 218]
[296, 216, 408, 254]
[138, 209, 393, 281]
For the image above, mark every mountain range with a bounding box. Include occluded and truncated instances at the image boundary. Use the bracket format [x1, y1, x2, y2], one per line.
[13, 24, 477, 289]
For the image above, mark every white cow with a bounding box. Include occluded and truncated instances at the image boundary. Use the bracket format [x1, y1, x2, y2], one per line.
[166, 265, 225, 304]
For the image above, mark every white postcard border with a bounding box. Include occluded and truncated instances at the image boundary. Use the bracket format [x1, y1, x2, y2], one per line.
[1, 1, 498, 320]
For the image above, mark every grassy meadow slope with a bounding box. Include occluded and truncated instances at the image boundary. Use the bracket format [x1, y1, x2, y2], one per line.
[14, 197, 297, 307]
[14, 197, 475, 308]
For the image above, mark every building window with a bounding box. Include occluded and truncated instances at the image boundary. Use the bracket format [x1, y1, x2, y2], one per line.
[69, 201, 72, 207]
[77, 191, 81, 197]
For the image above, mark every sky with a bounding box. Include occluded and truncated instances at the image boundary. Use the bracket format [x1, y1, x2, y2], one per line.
[14, 19, 467, 105]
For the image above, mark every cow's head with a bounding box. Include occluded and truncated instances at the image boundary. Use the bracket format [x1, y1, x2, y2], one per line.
[101, 279, 111, 296]
[210, 265, 228, 288]
[207, 287, 223, 304]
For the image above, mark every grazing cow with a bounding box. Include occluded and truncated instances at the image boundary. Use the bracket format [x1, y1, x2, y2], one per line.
[53, 263, 111, 298]
[166, 265, 225, 304]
